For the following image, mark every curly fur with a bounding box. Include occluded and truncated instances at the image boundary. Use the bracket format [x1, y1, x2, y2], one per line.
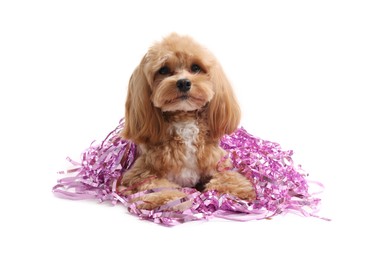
[117, 33, 255, 210]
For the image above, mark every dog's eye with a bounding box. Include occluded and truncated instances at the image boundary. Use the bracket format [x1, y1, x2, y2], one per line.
[158, 66, 171, 75]
[190, 64, 202, 73]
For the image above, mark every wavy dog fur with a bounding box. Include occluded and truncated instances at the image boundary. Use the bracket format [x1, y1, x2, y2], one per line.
[118, 33, 255, 210]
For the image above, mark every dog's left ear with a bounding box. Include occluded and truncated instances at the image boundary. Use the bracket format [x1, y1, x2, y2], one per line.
[207, 63, 241, 140]
[121, 55, 166, 144]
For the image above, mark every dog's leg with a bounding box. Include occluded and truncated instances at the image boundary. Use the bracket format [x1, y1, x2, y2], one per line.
[117, 163, 190, 210]
[134, 180, 191, 210]
[119, 177, 190, 211]
[204, 171, 256, 201]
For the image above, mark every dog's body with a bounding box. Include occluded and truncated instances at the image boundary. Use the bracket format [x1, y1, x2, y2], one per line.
[118, 33, 255, 209]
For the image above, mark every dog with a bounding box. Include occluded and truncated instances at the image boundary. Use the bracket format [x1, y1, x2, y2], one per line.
[117, 33, 255, 210]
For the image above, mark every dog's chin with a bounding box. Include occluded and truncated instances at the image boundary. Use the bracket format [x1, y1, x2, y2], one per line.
[158, 95, 208, 112]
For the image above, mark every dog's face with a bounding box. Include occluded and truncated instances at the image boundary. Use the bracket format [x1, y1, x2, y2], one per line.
[123, 33, 240, 144]
[144, 35, 215, 112]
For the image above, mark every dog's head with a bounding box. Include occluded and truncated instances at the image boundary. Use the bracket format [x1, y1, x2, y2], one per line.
[122, 33, 240, 144]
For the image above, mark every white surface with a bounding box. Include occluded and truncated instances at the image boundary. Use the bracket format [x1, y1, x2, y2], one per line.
[1, 1, 377, 259]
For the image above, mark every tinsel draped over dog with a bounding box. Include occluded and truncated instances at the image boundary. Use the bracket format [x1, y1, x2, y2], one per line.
[52, 119, 327, 226]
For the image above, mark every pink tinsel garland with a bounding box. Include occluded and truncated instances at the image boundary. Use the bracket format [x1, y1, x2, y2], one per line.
[53, 119, 327, 226]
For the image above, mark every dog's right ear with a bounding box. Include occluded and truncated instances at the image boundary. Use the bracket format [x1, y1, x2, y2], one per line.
[121, 56, 165, 144]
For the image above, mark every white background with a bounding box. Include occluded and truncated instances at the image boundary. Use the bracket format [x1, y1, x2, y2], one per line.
[1, 0, 377, 259]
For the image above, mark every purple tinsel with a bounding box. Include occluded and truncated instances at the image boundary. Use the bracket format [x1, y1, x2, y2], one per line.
[53, 119, 327, 226]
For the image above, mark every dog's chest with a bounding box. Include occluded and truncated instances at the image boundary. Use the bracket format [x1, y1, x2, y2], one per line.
[167, 121, 201, 187]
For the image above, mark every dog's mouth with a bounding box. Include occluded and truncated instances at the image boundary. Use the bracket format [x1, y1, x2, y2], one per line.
[166, 95, 203, 104]
[179, 95, 189, 100]
[158, 92, 210, 112]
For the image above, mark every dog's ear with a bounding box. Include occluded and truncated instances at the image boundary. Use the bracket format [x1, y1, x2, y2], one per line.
[121, 56, 165, 144]
[207, 63, 241, 140]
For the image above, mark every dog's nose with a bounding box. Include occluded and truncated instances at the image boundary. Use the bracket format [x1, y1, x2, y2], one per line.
[176, 78, 191, 92]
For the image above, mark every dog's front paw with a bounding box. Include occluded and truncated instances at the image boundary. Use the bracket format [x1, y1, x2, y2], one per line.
[134, 190, 192, 211]
[205, 171, 256, 201]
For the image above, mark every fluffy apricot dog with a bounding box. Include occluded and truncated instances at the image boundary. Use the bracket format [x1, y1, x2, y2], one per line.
[117, 33, 255, 210]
